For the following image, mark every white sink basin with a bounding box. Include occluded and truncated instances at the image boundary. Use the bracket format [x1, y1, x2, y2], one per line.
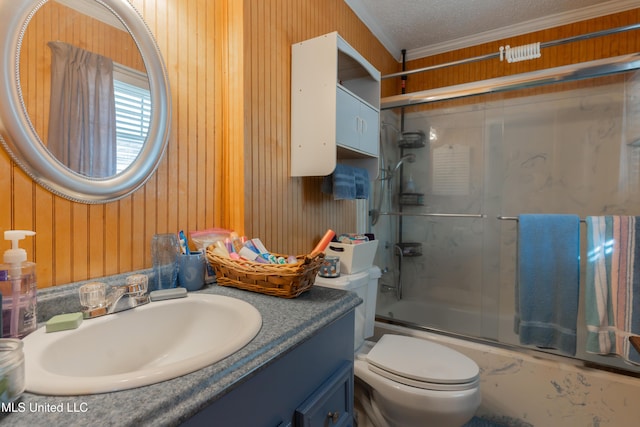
[23, 293, 262, 395]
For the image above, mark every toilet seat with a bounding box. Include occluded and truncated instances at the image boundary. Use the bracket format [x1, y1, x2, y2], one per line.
[365, 335, 480, 392]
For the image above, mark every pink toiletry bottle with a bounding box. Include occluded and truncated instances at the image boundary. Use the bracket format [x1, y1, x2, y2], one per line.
[0, 231, 37, 338]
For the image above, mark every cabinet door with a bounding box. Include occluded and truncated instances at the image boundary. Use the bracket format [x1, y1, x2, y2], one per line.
[336, 86, 360, 151]
[358, 102, 379, 157]
[295, 361, 353, 427]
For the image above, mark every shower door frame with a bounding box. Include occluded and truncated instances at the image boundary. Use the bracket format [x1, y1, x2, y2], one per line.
[373, 51, 640, 377]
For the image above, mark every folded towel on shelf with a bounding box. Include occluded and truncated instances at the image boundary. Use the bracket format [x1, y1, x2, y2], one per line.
[321, 164, 369, 200]
[515, 214, 580, 356]
[354, 167, 370, 199]
[585, 216, 640, 365]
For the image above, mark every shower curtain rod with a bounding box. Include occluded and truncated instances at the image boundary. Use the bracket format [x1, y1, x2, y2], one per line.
[381, 23, 640, 80]
[381, 52, 640, 109]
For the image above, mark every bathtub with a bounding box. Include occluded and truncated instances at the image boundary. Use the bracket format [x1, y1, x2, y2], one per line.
[373, 321, 640, 427]
[377, 297, 498, 338]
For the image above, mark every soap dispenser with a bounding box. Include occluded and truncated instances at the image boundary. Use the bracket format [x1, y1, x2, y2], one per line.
[0, 230, 37, 338]
[405, 175, 417, 193]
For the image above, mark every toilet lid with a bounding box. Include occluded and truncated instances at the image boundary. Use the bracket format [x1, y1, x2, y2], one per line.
[366, 335, 480, 391]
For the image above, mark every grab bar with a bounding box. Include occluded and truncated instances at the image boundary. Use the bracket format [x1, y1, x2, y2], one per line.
[378, 212, 485, 218]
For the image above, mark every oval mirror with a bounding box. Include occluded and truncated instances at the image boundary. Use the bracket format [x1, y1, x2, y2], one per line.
[0, 0, 171, 203]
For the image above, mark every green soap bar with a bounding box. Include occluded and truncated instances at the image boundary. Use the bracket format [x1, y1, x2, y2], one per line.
[46, 312, 83, 333]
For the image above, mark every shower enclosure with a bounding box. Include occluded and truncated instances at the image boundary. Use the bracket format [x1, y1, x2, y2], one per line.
[371, 53, 640, 374]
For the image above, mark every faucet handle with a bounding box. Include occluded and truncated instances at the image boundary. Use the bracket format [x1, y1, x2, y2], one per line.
[125, 274, 149, 295]
[79, 282, 106, 309]
[79, 282, 108, 318]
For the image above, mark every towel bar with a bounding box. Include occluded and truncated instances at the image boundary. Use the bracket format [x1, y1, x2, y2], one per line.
[498, 216, 586, 223]
[379, 212, 485, 218]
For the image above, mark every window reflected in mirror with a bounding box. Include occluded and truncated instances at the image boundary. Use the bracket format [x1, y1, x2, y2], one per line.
[113, 67, 151, 173]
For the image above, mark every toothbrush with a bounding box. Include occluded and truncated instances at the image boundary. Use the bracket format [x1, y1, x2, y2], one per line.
[178, 230, 190, 255]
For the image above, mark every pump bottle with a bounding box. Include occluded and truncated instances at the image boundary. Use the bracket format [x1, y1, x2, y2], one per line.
[0, 230, 37, 338]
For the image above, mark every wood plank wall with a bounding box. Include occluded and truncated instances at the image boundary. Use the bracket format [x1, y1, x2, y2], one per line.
[242, 0, 397, 255]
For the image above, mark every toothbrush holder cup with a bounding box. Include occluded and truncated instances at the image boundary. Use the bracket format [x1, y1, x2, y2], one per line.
[178, 251, 206, 292]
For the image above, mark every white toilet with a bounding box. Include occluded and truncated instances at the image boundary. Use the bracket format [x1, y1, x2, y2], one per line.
[315, 267, 481, 427]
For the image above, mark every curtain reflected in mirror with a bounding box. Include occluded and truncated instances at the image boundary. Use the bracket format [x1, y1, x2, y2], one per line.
[48, 41, 117, 177]
[19, 0, 149, 179]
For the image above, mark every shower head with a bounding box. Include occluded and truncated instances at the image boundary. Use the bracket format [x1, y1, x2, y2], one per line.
[393, 153, 416, 172]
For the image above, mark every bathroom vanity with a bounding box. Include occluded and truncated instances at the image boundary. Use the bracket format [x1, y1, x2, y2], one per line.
[1, 274, 359, 426]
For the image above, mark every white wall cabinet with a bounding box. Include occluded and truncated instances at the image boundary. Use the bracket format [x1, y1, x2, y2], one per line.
[291, 32, 380, 177]
[336, 86, 379, 156]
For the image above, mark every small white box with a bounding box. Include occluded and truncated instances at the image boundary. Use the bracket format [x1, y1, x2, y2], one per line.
[325, 240, 378, 274]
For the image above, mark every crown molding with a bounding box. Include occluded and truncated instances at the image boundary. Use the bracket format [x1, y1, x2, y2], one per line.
[344, 0, 400, 58]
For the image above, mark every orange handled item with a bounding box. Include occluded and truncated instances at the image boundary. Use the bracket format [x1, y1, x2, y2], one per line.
[310, 229, 336, 257]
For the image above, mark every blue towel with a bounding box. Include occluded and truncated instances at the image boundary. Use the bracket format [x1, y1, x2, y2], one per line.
[322, 164, 369, 200]
[354, 167, 369, 199]
[514, 214, 580, 356]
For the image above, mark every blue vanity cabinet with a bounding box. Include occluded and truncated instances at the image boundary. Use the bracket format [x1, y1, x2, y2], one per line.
[184, 309, 355, 427]
[295, 361, 353, 427]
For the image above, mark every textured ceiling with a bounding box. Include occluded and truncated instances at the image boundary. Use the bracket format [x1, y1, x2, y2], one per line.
[345, 0, 638, 60]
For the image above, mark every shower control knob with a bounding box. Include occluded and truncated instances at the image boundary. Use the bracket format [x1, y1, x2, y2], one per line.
[327, 411, 339, 423]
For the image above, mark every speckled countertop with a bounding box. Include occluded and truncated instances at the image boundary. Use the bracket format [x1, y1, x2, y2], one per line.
[0, 270, 360, 426]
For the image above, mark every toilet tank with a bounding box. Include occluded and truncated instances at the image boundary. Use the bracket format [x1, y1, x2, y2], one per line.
[315, 266, 381, 351]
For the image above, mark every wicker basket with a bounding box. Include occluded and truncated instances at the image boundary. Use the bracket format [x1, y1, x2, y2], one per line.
[206, 246, 325, 298]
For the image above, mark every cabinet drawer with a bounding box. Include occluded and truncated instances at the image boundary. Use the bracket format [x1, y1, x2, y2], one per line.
[295, 361, 353, 427]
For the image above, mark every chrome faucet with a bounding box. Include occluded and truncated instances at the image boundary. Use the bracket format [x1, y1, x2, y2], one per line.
[79, 275, 150, 319]
[105, 282, 150, 315]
